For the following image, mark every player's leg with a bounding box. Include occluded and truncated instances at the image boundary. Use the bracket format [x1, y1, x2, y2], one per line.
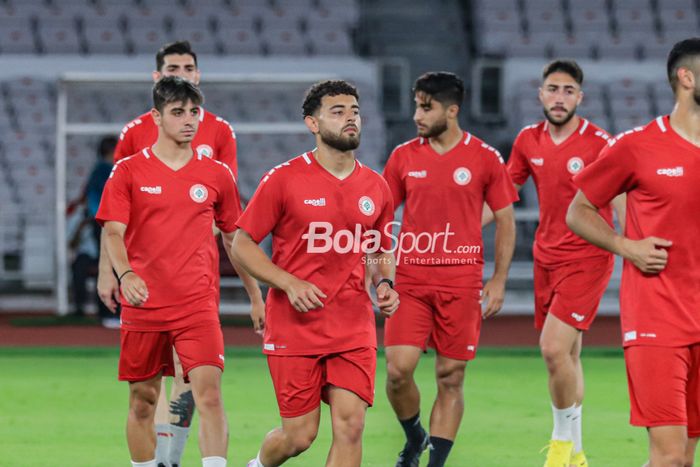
[128, 375, 164, 462]
[252, 354, 324, 466]
[426, 288, 481, 467]
[153, 378, 171, 467]
[120, 329, 175, 465]
[168, 348, 195, 467]
[326, 386, 368, 466]
[648, 426, 688, 466]
[685, 437, 698, 467]
[171, 321, 227, 465]
[384, 285, 433, 464]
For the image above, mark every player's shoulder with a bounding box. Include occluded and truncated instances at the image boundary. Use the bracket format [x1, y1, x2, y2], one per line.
[606, 115, 664, 149]
[579, 118, 612, 144]
[203, 108, 237, 138]
[195, 153, 237, 182]
[109, 149, 147, 177]
[358, 159, 387, 182]
[513, 121, 544, 143]
[468, 132, 505, 164]
[259, 152, 310, 184]
[119, 111, 153, 140]
[389, 137, 423, 157]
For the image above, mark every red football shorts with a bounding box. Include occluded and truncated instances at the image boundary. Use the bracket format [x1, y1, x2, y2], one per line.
[384, 285, 482, 361]
[266, 347, 376, 418]
[625, 344, 700, 436]
[534, 255, 613, 331]
[119, 319, 224, 383]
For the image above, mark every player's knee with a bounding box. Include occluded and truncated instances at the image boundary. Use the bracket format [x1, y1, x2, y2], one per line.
[286, 427, 317, 456]
[194, 386, 223, 413]
[436, 366, 464, 394]
[335, 413, 365, 445]
[386, 360, 414, 389]
[129, 388, 158, 421]
[540, 339, 567, 366]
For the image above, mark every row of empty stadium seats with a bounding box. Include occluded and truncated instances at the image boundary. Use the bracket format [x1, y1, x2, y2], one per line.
[476, 0, 699, 59]
[0, 0, 357, 55]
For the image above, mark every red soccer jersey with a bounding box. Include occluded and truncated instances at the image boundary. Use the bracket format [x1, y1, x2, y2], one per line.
[114, 108, 238, 177]
[96, 148, 241, 331]
[507, 118, 614, 266]
[236, 152, 394, 356]
[574, 115, 700, 347]
[382, 132, 518, 289]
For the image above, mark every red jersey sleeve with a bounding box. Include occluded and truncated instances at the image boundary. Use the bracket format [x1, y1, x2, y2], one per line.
[506, 133, 531, 186]
[374, 179, 395, 251]
[574, 138, 637, 209]
[485, 148, 519, 212]
[382, 148, 406, 207]
[216, 120, 238, 178]
[95, 162, 131, 226]
[235, 171, 284, 243]
[214, 163, 242, 233]
[113, 127, 135, 163]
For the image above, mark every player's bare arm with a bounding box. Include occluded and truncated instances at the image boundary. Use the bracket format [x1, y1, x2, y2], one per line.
[481, 183, 522, 227]
[103, 221, 149, 306]
[231, 229, 327, 312]
[611, 193, 627, 232]
[481, 204, 515, 318]
[97, 229, 119, 313]
[220, 229, 265, 334]
[567, 190, 671, 274]
[367, 251, 399, 317]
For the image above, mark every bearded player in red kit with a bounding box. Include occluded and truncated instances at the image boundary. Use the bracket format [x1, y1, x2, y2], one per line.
[568, 38, 700, 467]
[232, 80, 399, 466]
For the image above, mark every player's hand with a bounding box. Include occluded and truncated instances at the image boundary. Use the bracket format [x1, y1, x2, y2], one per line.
[376, 283, 399, 317]
[621, 236, 672, 274]
[250, 299, 265, 335]
[97, 270, 120, 313]
[120, 272, 149, 306]
[480, 276, 506, 319]
[283, 277, 326, 312]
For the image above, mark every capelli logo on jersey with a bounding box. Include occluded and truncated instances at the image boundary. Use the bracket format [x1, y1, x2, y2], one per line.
[407, 170, 427, 178]
[140, 186, 162, 194]
[530, 158, 544, 166]
[304, 198, 327, 207]
[657, 166, 684, 177]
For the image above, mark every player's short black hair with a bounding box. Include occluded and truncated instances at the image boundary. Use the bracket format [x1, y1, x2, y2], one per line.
[412, 72, 465, 107]
[667, 37, 700, 93]
[156, 40, 198, 71]
[152, 76, 203, 112]
[98, 135, 117, 160]
[302, 80, 359, 117]
[542, 60, 584, 85]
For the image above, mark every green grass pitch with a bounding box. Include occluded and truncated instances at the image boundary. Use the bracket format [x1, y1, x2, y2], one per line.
[0, 347, 655, 466]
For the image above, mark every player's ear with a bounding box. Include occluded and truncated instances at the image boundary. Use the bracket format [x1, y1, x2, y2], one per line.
[538, 86, 545, 105]
[194, 69, 201, 86]
[152, 71, 161, 83]
[447, 103, 459, 119]
[577, 89, 584, 106]
[151, 107, 161, 126]
[304, 115, 319, 134]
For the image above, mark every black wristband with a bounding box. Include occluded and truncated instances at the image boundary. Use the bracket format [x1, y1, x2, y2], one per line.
[376, 278, 394, 289]
[118, 269, 133, 283]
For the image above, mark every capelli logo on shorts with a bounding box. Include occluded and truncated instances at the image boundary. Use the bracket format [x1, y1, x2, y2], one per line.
[218, 354, 225, 361]
[624, 331, 637, 342]
[264, 343, 275, 351]
[571, 313, 585, 322]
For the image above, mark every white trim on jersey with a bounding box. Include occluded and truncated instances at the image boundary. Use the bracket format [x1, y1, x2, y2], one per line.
[357, 160, 363, 168]
[142, 148, 150, 159]
[579, 118, 589, 135]
[198, 106, 205, 122]
[302, 153, 312, 164]
[213, 159, 237, 184]
[464, 132, 472, 146]
[656, 115, 667, 132]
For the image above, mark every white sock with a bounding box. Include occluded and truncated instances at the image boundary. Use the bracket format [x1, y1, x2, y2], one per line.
[246, 452, 265, 467]
[155, 423, 171, 465]
[168, 424, 190, 465]
[131, 460, 157, 467]
[202, 456, 226, 467]
[571, 404, 583, 453]
[551, 403, 576, 441]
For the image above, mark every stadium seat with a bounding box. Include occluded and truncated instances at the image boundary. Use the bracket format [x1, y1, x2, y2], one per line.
[261, 27, 307, 55]
[217, 27, 263, 55]
[83, 24, 128, 54]
[126, 17, 169, 54]
[0, 18, 37, 54]
[309, 27, 353, 55]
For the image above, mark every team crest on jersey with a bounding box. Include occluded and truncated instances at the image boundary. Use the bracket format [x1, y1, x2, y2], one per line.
[567, 157, 584, 174]
[453, 167, 472, 186]
[358, 196, 375, 216]
[196, 144, 213, 159]
[189, 184, 208, 203]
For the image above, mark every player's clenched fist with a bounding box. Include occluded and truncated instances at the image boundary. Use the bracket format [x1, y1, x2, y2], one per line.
[283, 276, 327, 312]
[97, 271, 120, 313]
[119, 271, 149, 306]
[620, 236, 672, 274]
[376, 282, 399, 317]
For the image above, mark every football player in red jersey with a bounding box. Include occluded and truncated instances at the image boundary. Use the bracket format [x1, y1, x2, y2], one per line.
[98, 77, 239, 467]
[486, 60, 625, 466]
[97, 41, 261, 467]
[383, 72, 517, 467]
[233, 80, 399, 467]
[568, 38, 700, 467]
